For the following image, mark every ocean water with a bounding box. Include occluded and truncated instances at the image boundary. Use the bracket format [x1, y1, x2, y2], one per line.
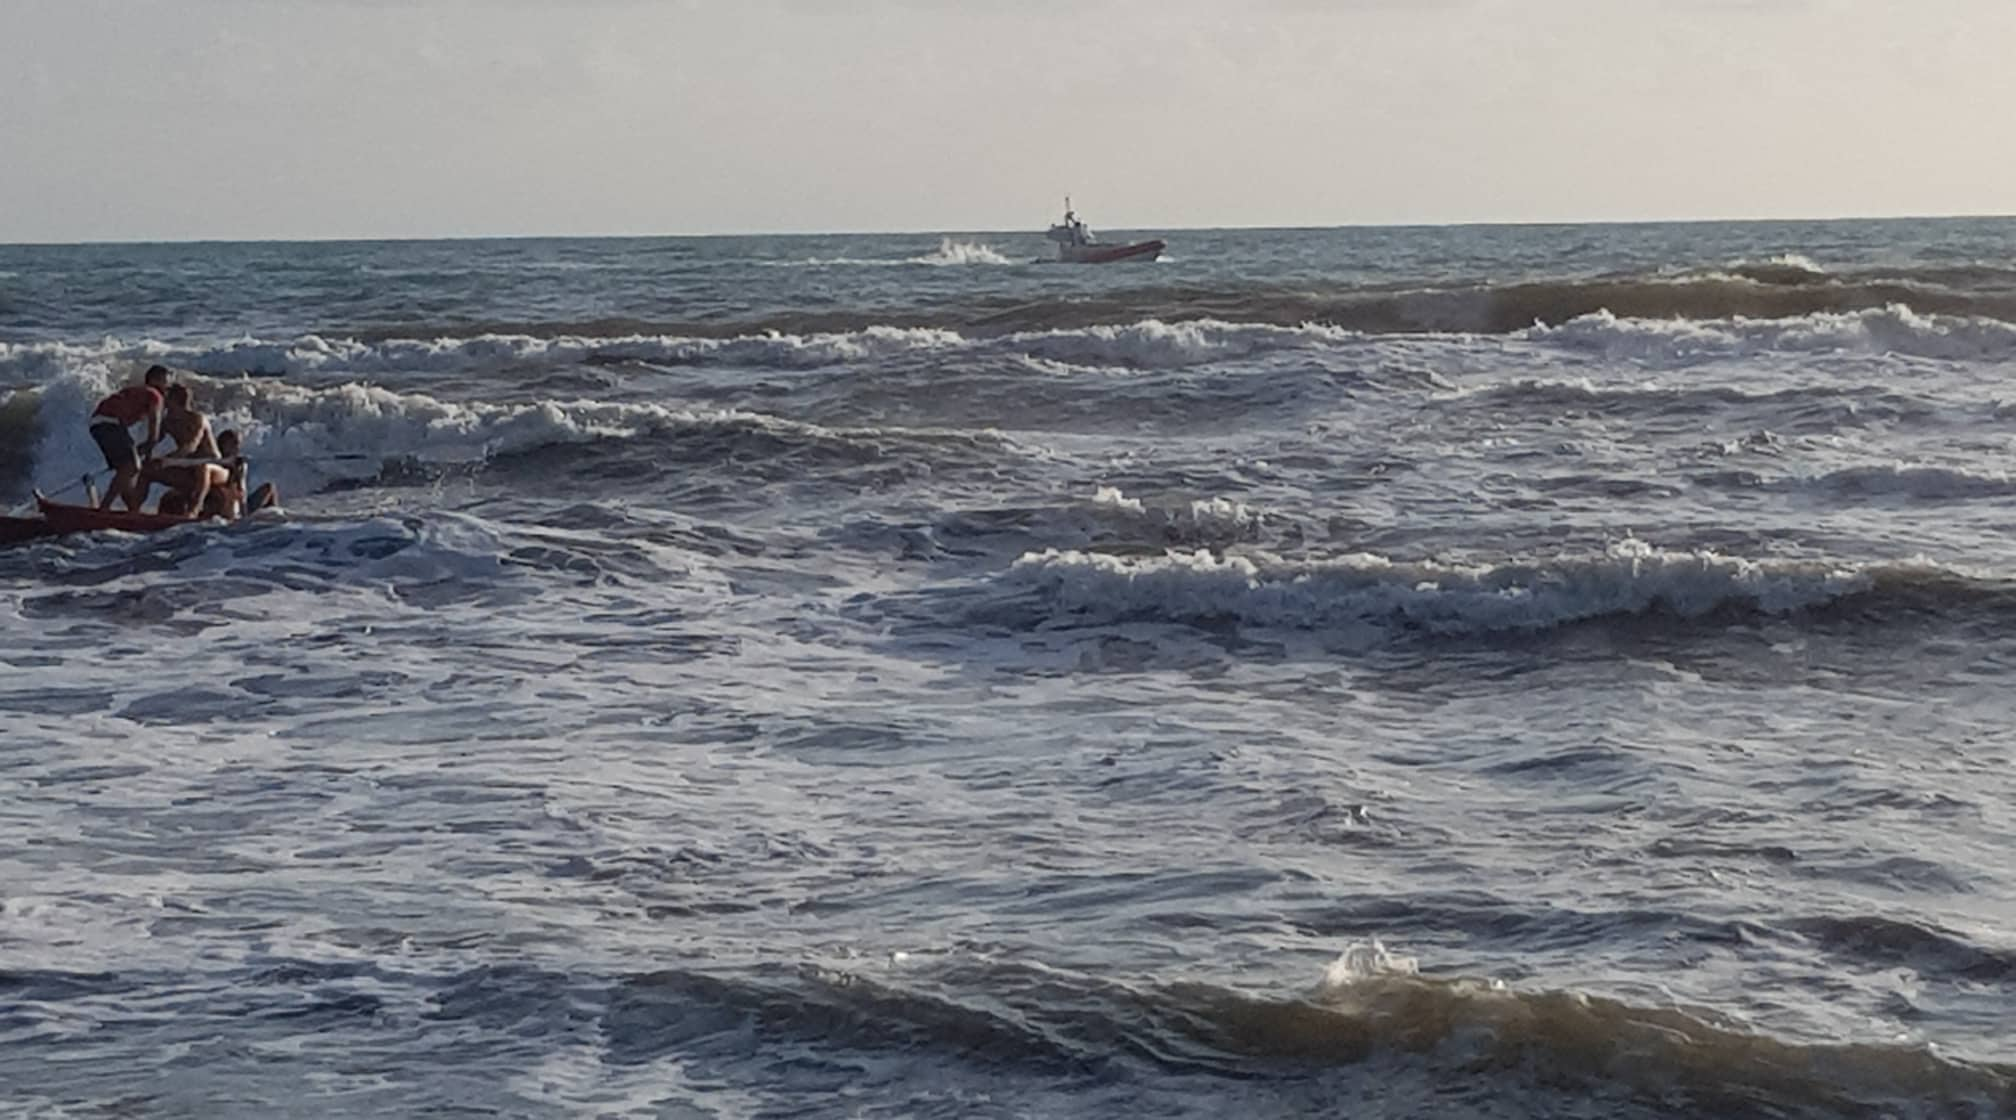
[3, 220, 2015, 1118]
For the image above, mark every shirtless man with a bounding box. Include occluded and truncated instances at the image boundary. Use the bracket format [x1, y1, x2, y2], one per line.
[140, 383, 230, 515]
[87, 364, 170, 510]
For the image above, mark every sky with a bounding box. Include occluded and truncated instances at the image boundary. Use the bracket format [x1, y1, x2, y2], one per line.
[2, 0, 2012, 242]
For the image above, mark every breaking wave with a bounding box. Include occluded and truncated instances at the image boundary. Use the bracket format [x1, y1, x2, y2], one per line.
[6, 301, 2012, 406]
[1002, 541, 1988, 636]
[1255, 947, 2012, 1116]
[1523, 305, 2016, 363]
[935, 265, 2016, 336]
[427, 945, 2015, 1116]
[0, 320, 1367, 388]
[955, 266, 2016, 335]
[1088, 486, 1265, 547]
[3, 370, 1025, 503]
[1740, 464, 2016, 501]
[0, 329, 967, 380]
[1719, 253, 1832, 286]
[20, 939, 2002, 1118]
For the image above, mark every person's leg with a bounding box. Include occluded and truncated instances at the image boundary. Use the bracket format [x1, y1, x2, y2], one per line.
[134, 462, 177, 512]
[102, 466, 126, 510]
[182, 465, 225, 518]
[91, 423, 140, 510]
[247, 482, 279, 515]
[205, 481, 242, 520]
[124, 467, 155, 511]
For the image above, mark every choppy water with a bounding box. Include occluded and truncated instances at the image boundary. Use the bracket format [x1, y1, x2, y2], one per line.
[4, 220, 2016, 1118]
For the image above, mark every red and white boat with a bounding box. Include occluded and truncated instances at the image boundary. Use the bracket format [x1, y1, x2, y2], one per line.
[0, 493, 202, 547]
[1045, 200, 1164, 264]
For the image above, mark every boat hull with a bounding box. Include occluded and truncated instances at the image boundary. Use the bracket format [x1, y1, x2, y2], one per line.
[33, 497, 198, 536]
[1056, 239, 1165, 264]
[0, 516, 62, 546]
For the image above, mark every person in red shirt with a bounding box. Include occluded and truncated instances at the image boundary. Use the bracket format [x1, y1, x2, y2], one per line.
[88, 364, 172, 510]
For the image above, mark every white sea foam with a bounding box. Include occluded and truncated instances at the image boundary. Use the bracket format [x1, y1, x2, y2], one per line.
[14, 366, 825, 501]
[1002, 319, 1356, 369]
[0, 318, 1364, 385]
[15, 365, 1030, 505]
[0, 329, 969, 381]
[1086, 486, 1263, 544]
[1319, 939, 1421, 991]
[1180, 496, 1262, 537]
[760, 239, 1014, 268]
[9, 305, 1985, 387]
[1523, 305, 2016, 363]
[1007, 540, 1879, 634]
[1723, 253, 1831, 283]
[908, 239, 1013, 266]
[225, 385, 867, 500]
[15, 359, 128, 502]
[1091, 486, 1143, 514]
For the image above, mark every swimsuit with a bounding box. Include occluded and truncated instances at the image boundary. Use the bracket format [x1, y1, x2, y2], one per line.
[88, 386, 162, 471]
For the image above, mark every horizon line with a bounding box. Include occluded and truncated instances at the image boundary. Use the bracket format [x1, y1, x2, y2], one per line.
[4, 210, 2014, 250]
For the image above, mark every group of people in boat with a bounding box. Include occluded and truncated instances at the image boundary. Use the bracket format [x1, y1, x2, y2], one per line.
[87, 364, 279, 519]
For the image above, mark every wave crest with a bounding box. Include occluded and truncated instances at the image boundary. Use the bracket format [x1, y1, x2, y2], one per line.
[0, 319, 1354, 385]
[4, 367, 1020, 501]
[1004, 541, 1918, 635]
[584, 948, 2015, 1113]
[1721, 253, 1831, 285]
[1525, 305, 2016, 363]
[1796, 464, 2016, 501]
[7, 298, 2011, 401]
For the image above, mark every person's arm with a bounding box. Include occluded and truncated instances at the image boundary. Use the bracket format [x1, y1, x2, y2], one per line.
[195, 421, 220, 460]
[139, 403, 163, 459]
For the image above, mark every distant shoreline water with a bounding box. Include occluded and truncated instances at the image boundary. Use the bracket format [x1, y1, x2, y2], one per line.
[8, 209, 2016, 249]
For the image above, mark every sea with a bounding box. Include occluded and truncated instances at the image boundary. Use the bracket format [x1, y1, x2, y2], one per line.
[2, 219, 2014, 1118]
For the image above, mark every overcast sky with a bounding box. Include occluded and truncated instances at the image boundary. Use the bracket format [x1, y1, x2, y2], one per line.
[3, 0, 2011, 242]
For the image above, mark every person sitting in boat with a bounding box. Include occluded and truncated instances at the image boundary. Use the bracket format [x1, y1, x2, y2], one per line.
[154, 430, 280, 521]
[140, 383, 231, 516]
[215, 429, 280, 517]
[87, 364, 170, 511]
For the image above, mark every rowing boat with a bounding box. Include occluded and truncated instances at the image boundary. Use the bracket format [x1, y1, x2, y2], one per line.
[0, 494, 204, 548]
[34, 495, 200, 534]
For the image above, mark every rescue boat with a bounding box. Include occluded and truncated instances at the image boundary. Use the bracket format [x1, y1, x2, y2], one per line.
[1044, 199, 1165, 264]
